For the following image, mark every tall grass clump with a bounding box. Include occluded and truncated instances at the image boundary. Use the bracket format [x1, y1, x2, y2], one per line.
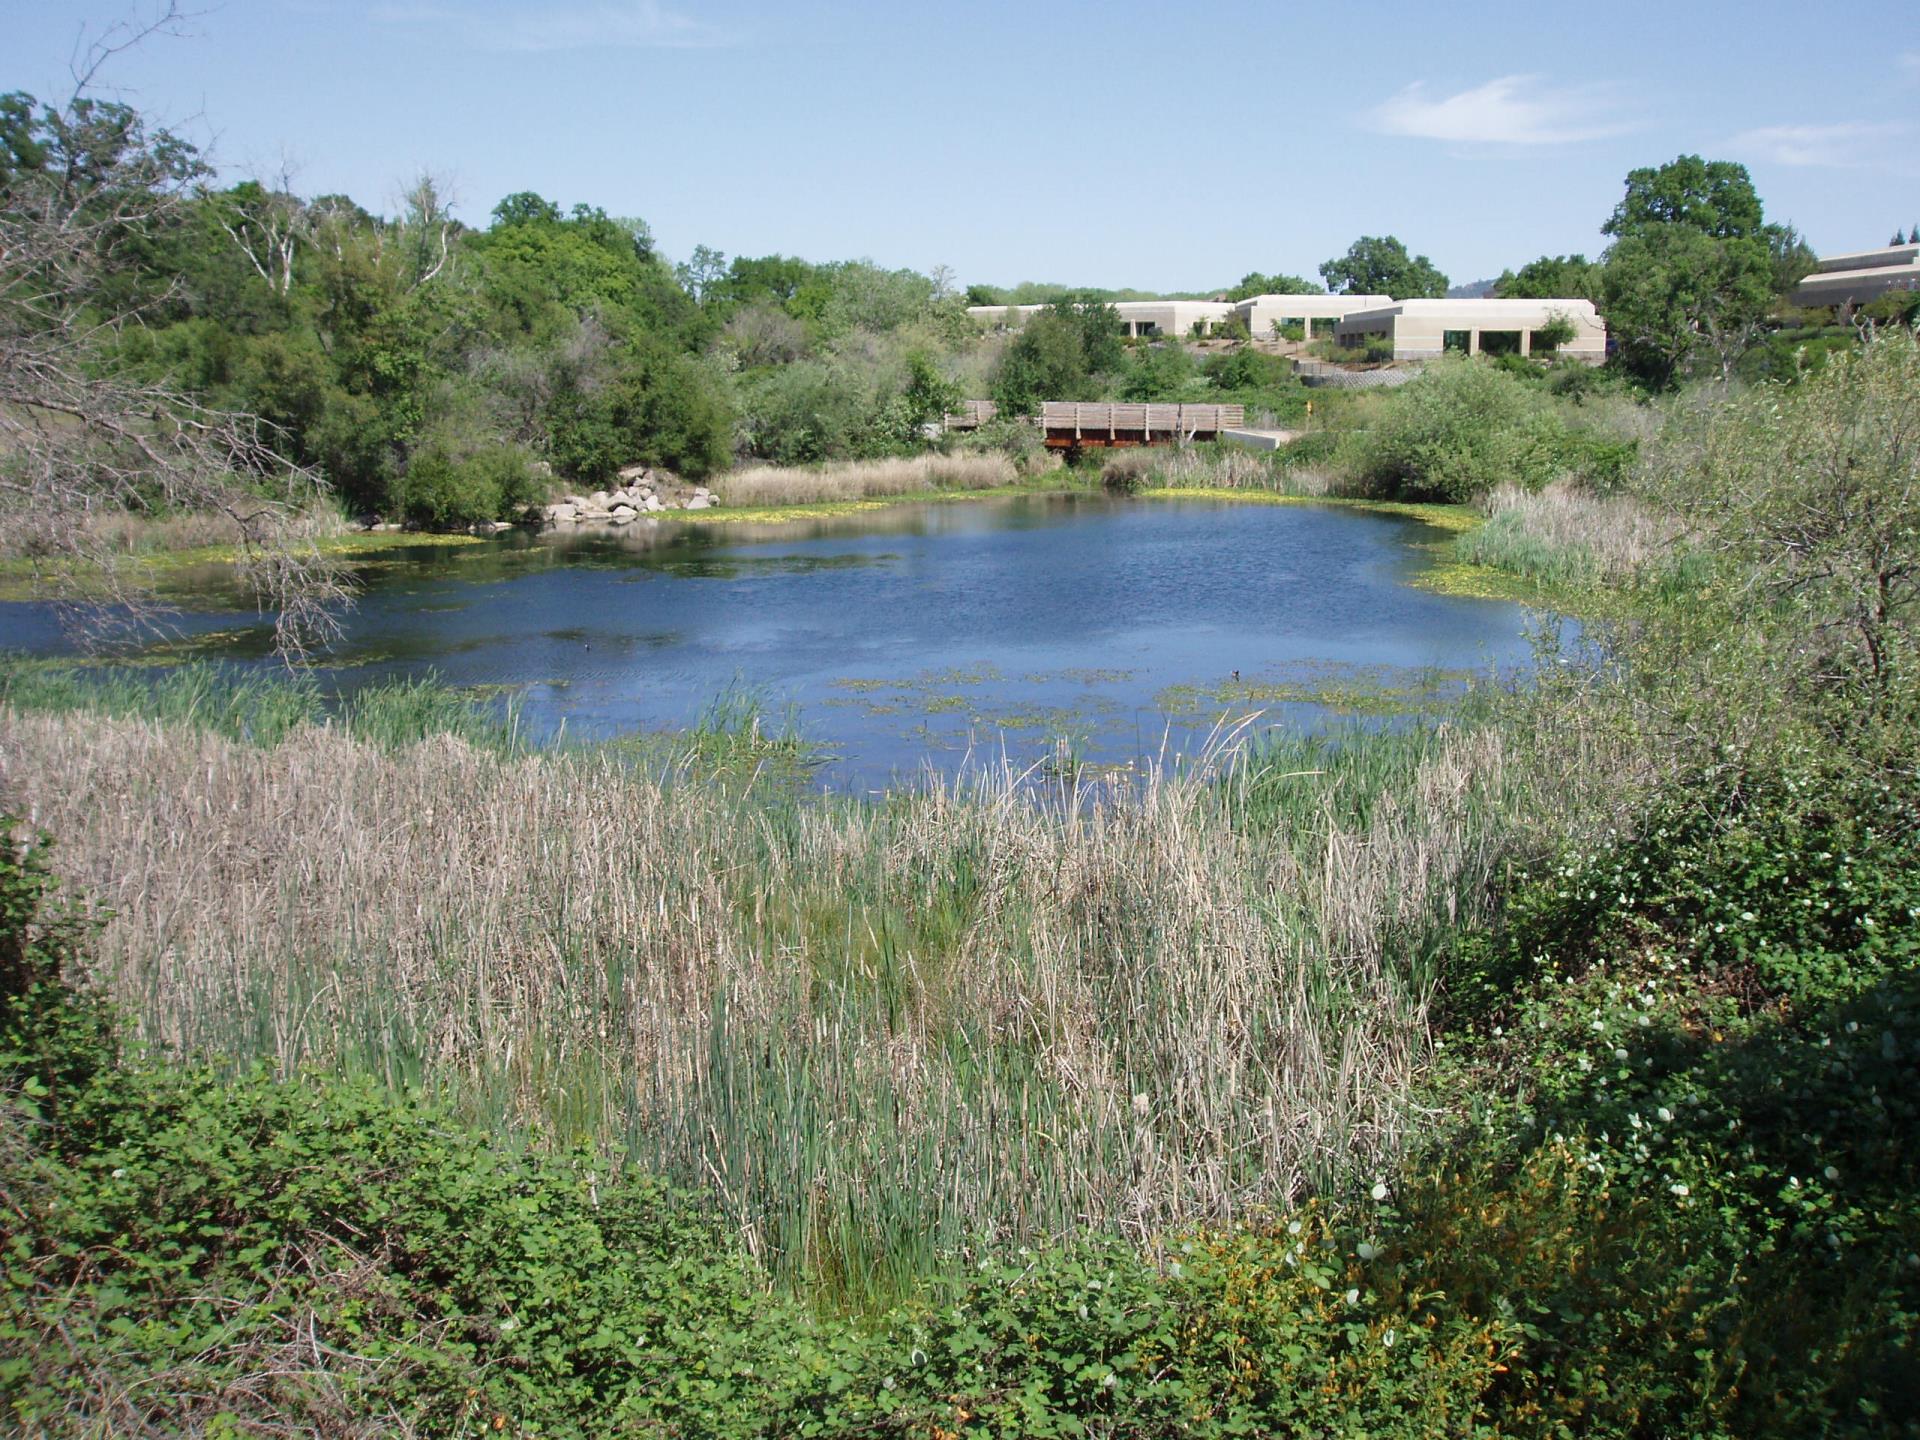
[714, 453, 1017, 507]
[1454, 479, 1687, 590]
[0, 659, 523, 755]
[0, 504, 353, 562]
[0, 693, 1542, 1302]
[1101, 443, 1342, 497]
[339, 673, 527, 754]
[0, 658, 326, 745]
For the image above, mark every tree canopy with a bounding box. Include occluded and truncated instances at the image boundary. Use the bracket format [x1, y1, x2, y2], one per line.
[1492, 254, 1601, 304]
[1226, 271, 1322, 301]
[1319, 236, 1448, 300]
[989, 298, 1124, 414]
[1597, 154, 1804, 387]
[1603, 155, 1768, 242]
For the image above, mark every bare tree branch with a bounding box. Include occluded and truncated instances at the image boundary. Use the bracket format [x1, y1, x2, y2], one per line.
[1, 74, 350, 659]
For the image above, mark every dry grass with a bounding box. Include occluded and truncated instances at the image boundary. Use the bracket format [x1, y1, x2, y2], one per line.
[1, 504, 352, 562]
[1459, 480, 1686, 588]
[1103, 444, 1344, 497]
[714, 453, 1018, 507]
[0, 703, 1536, 1294]
[97, 507, 349, 555]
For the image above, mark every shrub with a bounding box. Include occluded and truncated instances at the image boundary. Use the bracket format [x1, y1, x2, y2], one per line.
[393, 442, 543, 528]
[1100, 448, 1158, 492]
[1531, 312, 1579, 353]
[1345, 356, 1574, 501]
[546, 338, 733, 481]
[1426, 744, 1920, 1437]
[1202, 346, 1292, 391]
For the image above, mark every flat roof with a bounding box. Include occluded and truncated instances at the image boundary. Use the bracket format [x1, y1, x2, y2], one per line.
[1337, 298, 1600, 326]
[1813, 244, 1919, 273]
[1233, 293, 1391, 306]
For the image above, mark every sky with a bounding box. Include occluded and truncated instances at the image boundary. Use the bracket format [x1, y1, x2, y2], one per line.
[8, 0, 1919, 291]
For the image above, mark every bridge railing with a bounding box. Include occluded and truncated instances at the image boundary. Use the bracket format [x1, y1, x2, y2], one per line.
[1040, 403, 1245, 435]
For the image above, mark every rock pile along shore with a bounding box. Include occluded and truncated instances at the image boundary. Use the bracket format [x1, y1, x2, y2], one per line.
[541, 464, 718, 526]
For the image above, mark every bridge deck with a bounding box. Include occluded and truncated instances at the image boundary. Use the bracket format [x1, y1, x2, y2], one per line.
[1040, 402, 1245, 448]
[941, 401, 1249, 447]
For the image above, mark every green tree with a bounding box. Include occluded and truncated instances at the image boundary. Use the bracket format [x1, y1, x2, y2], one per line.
[1602, 154, 1767, 241]
[706, 254, 818, 314]
[989, 298, 1123, 413]
[490, 191, 563, 227]
[1492, 254, 1601, 303]
[545, 334, 732, 481]
[674, 243, 727, 301]
[1766, 222, 1817, 296]
[1119, 341, 1197, 400]
[1598, 155, 1792, 386]
[1319, 236, 1448, 299]
[469, 197, 697, 344]
[901, 350, 963, 429]
[1602, 225, 1775, 387]
[1226, 271, 1321, 301]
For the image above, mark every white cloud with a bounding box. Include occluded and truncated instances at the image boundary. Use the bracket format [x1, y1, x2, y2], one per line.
[1726, 122, 1912, 168]
[1367, 75, 1635, 146]
[373, 0, 732, 52]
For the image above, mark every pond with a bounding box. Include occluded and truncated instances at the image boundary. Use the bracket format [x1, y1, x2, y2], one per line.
[1, 495, 1545, 790]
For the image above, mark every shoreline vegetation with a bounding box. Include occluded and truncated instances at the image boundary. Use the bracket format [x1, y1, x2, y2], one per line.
[0, 463, 1597, 612]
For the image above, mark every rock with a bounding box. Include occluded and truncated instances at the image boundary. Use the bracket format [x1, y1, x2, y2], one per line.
[684, 495, 712, 511]
[546, 503, 578, 523]
[590, 490, 611, 507]
[643, 494, 664, 512]
[617, 463, 651, 482]
[610, 504, 637, 519]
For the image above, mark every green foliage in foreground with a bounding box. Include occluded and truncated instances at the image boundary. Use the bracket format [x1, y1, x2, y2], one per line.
[0, 835, 1499, 1436]
[1433, 742, 1920, 1437]
[7, 765, 1918, 1436]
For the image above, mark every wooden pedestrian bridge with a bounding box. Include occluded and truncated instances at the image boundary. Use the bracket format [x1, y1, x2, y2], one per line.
[941, 401, 1246, 449]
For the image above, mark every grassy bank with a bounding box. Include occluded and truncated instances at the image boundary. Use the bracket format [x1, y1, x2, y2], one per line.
[669, 471, 1088, 525]
[712, 453, 1021, 506]
[0, 667, 1546, 1305]
[0, 528, 486, 603]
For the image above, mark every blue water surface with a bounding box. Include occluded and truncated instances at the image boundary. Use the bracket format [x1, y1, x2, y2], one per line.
[0, 495, 1546, 789]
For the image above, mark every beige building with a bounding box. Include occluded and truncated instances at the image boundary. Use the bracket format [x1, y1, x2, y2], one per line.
[966, 299, 1236, 337]
[1790, 244, 1920, 309]
[1230, 293, 1393, 338]
[1335, 298, 1607, 363]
